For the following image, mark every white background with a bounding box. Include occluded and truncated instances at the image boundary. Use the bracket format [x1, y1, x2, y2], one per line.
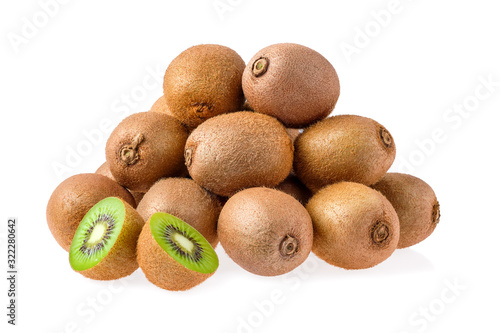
[1, 0, 499, 332]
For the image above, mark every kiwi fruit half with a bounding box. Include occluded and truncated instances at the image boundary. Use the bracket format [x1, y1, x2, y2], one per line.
[69, 197, 144, 280]
[137, 178, 221, 248]
[218, 187, 313, 276]
[163, 44, 245, 129]
[372, 173, 440, 248]
[294, 115, 396, 192]
[96, 162, 145, 205]
[137, 212, 218, 291]
[105, 111, 189, 192]
[306, 182, 400, 269]
[185, 111, 293, 197]
[47, 173, 136, 251]
[242, 43, 340, 128]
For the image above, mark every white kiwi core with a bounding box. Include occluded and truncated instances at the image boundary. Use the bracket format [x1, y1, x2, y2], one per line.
[173, 232, 195, 253]
[87, 222, 108, 246]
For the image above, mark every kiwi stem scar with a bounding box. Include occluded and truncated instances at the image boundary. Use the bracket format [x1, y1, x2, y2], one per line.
[279, 235, 299, 258]
[252, 57, 269, 77]
[379, 127, 393, 148]
[432, 201, 441, 224]
[119, 133, 144, 165]
[191, 102, 214, 119]
[184, 147, 193, 167]
[371, 221, 390, 245]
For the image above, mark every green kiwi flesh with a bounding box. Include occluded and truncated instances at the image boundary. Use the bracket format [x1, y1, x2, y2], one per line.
[69, 197, 144, 280]
[294, 115, 396, 192]
[150, 213, 218, 273]
[137, 212, 218, 291]
[306, 182, 400, 269]
[372, 173, 440, 248]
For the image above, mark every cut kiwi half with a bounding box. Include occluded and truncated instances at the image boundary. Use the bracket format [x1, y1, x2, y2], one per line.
[136, 178, 221, 248]
[137, 212, 218, 291]
[150, 213, 218, 274]
[69, 197, 144, 280]
[46, 173, 136, 252]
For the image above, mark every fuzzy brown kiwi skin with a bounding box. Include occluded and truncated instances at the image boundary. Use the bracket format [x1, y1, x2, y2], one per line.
[163, 44, 246, 130]
[306, 182, 400, 270]
[150, 95, 193, 140]
[96, 162, 145, 205]
[136, 178, 221, 248]
[294, 115, 396, 192]
[242, 43, 340, 128]
[274, 175, 312, 205]
[74, 199, 145, 281]
[218, 187, 313, 276]
[286, 128, 301, 144]
[150, 96, 192, 141]
[105, 112, 189, 192]
[372, 173, 440, 249]
[150, 95, 173, 116]
[47, 174, 136, 251]
[285, 128, 301, 176]
[137, 221, 214, 291]
[185, 111, 294, 197]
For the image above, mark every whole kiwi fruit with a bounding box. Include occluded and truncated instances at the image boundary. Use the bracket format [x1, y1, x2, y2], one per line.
[105, 111, 188, 192]
[218, 187, 313, 276]
[372, 173, 440, 248]
[47, 173, 136, 251]
[69, 197, 144, 280]
[96, 162, 145, 205]
[163, 44, 245, 129]
[137, 178, 221, 248]
[306, 182, 400, 269]
[185, 111, 293, 197]
[137, 212, 218, 291]
[294, 115, 396, 192]
[242, 43, 340, 128]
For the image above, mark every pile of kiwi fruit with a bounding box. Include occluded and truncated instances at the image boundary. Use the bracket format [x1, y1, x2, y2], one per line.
[47, 43, 440, 291]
